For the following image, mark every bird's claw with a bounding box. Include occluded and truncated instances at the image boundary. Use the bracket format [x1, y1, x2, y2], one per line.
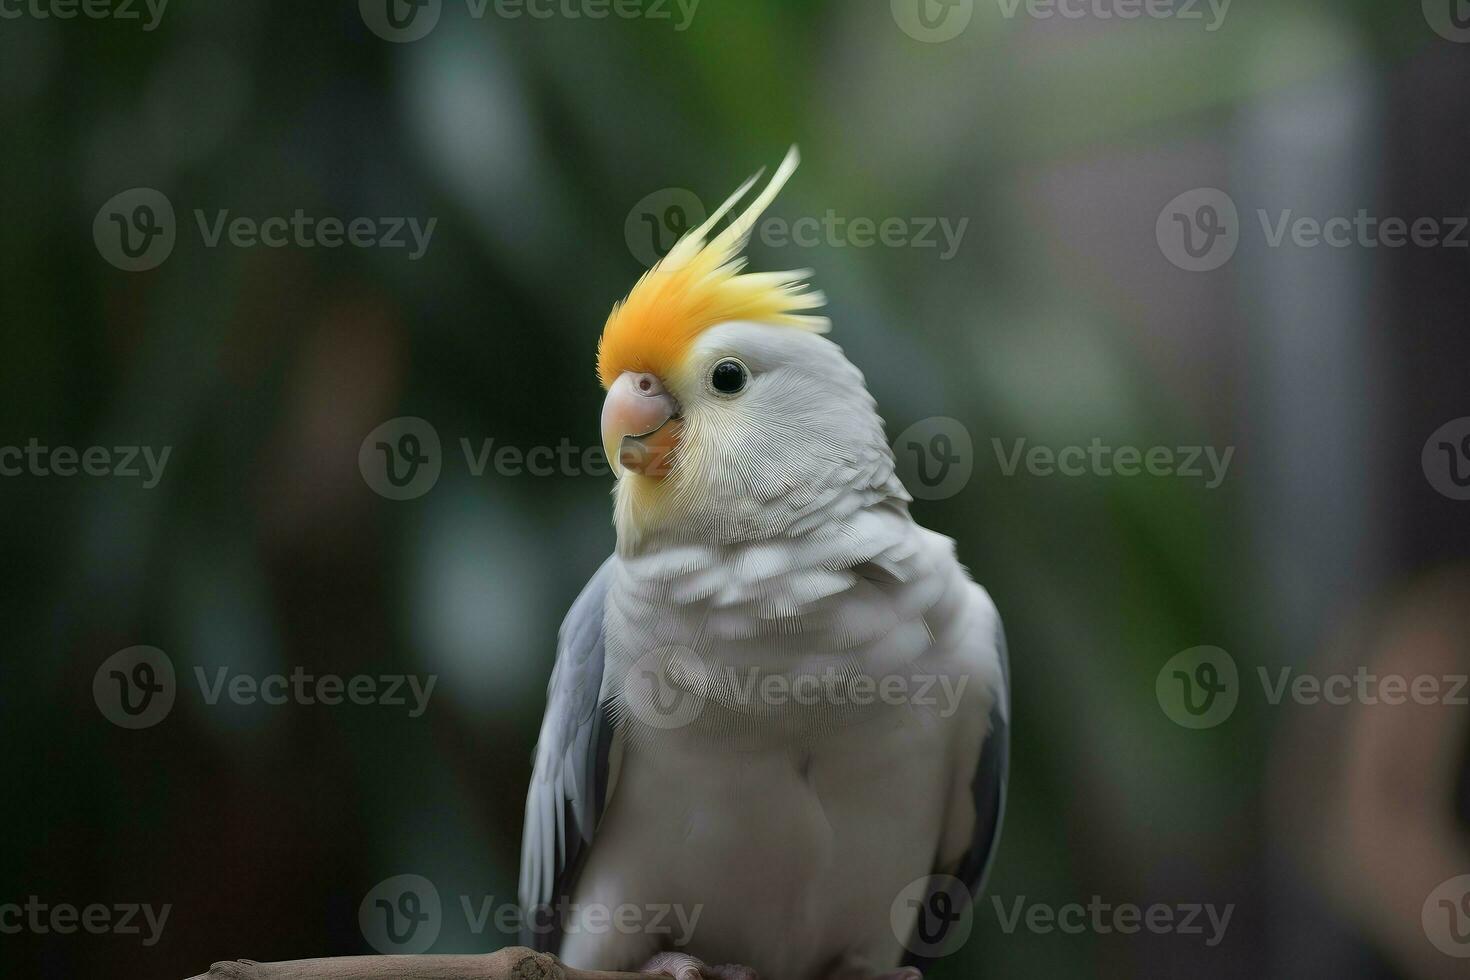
[639, 952, 759, 980]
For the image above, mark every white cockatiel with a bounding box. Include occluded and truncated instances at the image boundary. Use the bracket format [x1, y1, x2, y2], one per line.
[520, 148, 1008, 980]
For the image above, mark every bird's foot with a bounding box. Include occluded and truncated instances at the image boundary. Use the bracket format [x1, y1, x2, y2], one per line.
[639, 951, 759, 980]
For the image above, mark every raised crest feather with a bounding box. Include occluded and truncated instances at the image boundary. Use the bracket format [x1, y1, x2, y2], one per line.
[597, 146, 830, 389]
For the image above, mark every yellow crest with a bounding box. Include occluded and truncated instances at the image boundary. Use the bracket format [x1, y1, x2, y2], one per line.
[597, 147, 830, 389]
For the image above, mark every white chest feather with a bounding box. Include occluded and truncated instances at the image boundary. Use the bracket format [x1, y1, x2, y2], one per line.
[558, 512, 1001, 979]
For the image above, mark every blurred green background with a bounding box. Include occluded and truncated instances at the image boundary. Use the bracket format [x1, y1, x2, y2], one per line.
[3, 0, 1469, 977]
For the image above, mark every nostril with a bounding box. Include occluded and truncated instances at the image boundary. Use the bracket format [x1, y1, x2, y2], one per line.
[633, 373, 665, 396]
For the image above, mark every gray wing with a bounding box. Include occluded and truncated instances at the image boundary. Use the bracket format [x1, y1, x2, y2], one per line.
[518, 555, 619, 951]
[956, 614, 1009, 896]
[904, 612, 1010, 967]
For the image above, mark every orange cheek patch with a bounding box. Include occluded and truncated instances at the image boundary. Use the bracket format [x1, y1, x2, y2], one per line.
[620, 418, 682, 479]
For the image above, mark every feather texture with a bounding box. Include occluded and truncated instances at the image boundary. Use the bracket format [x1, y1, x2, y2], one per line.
[597, 147, 829, 389]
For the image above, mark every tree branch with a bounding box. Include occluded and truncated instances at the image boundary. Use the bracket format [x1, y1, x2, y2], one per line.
[187, 946, 649, 980]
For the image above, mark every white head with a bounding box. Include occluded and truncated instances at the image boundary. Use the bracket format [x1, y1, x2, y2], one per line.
[597, 149, 906, 549]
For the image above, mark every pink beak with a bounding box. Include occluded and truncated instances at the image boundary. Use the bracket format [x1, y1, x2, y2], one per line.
[601, 372, 681, 478]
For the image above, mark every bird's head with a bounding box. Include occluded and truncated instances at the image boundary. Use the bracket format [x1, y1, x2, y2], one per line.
[598, 148, 904, 548]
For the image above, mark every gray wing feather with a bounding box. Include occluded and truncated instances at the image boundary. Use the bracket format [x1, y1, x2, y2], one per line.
[904, 611, 1010, 968]
[519, 555, 618, 950]
[957, 615, 1009, 895]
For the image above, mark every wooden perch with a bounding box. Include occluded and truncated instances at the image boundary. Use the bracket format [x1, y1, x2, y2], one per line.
[187, 946, 649, 980]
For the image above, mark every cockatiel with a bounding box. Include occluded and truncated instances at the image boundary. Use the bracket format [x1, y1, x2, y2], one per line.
[519, 148, 1008, 980]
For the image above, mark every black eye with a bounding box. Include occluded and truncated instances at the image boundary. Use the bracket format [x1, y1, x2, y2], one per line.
[710, 359, 747, 395]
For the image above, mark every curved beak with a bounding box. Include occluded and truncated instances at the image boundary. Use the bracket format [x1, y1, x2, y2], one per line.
[601, 372, 681, 478]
